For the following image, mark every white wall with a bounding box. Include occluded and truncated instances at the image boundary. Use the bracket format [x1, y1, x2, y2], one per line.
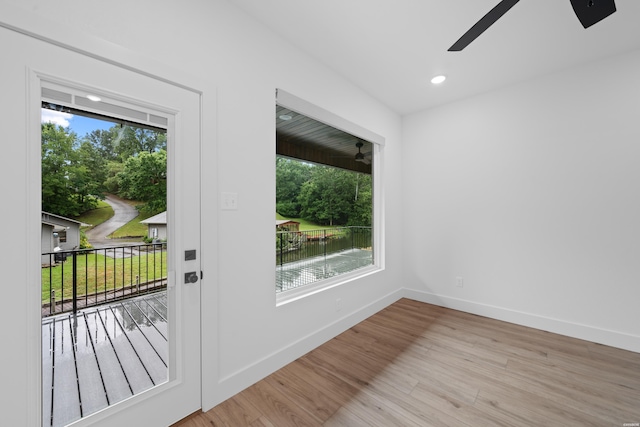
[402, 49, 640, 353]
[0, 0, 403, 424]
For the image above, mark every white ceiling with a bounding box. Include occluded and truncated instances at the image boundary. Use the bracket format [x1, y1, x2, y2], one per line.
[228, 0, 640, 115]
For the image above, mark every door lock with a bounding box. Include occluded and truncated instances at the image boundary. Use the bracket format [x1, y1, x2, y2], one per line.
[184, 271, 199, 284]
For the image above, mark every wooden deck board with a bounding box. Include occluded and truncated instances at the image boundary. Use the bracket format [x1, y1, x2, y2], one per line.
[42, 292, 167, 427]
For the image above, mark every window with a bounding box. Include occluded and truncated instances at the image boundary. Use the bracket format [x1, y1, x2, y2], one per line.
[275, 90, 384, 301]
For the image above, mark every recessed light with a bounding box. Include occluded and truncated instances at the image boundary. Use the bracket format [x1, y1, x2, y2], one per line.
[279, 114, 292, 121]
[431, 75, 446, 85]
[86, 94, 101, 102]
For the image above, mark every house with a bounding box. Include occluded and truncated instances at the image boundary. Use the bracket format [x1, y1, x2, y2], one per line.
[275, 219, 300, 232]
[41, 211, 81, 265]
[2, 1, 640, 426]
[141, 211, 167, 241]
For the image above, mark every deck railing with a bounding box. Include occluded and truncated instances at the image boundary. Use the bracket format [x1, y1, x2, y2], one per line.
[276, 226, 373, 292]
[41, 243, 167, 317]
[276, 226, 372, 266]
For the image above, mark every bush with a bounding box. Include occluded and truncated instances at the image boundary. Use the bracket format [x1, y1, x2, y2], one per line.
[79, 229, 92, 249]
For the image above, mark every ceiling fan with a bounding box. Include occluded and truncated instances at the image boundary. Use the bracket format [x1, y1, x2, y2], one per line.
[448, 0, 617, 52]
[332, 141, 372, 165]
[354, 141, 371, 164]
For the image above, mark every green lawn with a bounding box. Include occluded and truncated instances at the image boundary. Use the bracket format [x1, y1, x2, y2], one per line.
[108, 208, 156, 238]
[41, 250, 167, 304]
[75, 200, 113, 229]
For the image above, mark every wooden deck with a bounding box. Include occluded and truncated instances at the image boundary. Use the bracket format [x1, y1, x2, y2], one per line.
[174, 298, 640, 427]
[42, 291, 168, 427]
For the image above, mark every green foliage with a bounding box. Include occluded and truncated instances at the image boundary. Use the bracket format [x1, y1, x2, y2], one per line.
[82, 124, 167, 206]
[117, 150, 167, 214]
[74, 200, 113, 229]
[42, 114, 167, 225]
[41, 123, 105, 217]
[276, 156, 372, 227]
[114, 126, 167, 160]
[104, 161, 125, 193]
[84, 125, 167, 162]
[79, 229, 92, 249]
[276, 157, 312, 217]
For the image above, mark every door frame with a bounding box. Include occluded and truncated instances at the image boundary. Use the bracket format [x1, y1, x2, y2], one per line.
[0, 6, 218, 424]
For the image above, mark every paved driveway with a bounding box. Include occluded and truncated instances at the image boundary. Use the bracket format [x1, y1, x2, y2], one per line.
[85, 195, 141, 248]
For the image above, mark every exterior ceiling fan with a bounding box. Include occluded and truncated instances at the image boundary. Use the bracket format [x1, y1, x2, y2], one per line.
[448, 0, 617, 51]
[332, 141, 372, 165]
[354, 141, 371, 164]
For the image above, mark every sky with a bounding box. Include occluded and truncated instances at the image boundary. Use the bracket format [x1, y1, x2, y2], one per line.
[41, 108, 116, 138]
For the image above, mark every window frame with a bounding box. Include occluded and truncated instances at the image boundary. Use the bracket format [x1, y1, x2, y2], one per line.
[275, 89, 385, 305]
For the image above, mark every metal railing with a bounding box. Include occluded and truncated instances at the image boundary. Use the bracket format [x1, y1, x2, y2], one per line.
[41, 243, 167, 317]
[276, 226, 372, 265]
[276, 226, 373, 292]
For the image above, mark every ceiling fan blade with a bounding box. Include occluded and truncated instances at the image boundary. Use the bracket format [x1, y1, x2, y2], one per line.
[570, 0, 616, 28]
[448, 0, 521, 52]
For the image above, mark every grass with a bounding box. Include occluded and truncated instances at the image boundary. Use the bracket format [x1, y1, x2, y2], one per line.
[108, 208, 156, 238]
[75, 200, 113, 229]
[41, 249, 167, 304]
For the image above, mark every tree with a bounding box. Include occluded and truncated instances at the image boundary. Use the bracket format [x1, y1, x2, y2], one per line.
[84, 128, 120, 162]
[85, 125, 167, 161]
[276, 156, 373, 226]
[104, 160, 125, 193]
[42, 123, 104, 216]
[276, 157, 312, 217]
[117, 150, 167, 214]
[72, 140, 107, 209]
[297, 165, 366, 226]
[114, 126, 167, 160]
[347, 173, 372, 226]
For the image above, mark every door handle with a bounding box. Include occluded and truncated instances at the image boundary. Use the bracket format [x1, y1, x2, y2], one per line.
[184, 271, 198, 284]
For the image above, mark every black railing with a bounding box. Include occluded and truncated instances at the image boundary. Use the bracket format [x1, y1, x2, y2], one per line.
[41, 243, 167, 317]
[276, 226, 373, 292]
[276, 226, 372, 266]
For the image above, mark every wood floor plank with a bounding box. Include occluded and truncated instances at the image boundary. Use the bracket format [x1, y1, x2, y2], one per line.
[323, 406, 372, 427]
[288, 358, 361, 404]
[505, 355, 640, 422]
[474, 387, 603, 427]
[264, 368, 341, 422]
[306, 342, 419, 395]
[177, 299, 640, 427]
[202, 392, 262, 427]
[409, 381, 514, 427]
[249, 416, 276, 427]
[239, 380, 321, 427]
[547, 348, 640, 391]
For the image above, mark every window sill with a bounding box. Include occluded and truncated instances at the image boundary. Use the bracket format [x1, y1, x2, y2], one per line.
[275, 264, 382, 307]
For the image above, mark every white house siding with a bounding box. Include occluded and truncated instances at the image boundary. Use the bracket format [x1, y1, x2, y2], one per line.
[41, 223, 54, 265]
[41, 212, 81, 251]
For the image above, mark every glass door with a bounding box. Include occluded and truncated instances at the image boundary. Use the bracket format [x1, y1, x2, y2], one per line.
[29, 45, 201, 427]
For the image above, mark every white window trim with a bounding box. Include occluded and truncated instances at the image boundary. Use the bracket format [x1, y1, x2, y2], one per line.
[275, 89, 385, 306]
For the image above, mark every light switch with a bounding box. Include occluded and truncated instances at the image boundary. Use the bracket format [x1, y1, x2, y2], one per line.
[221, 192, 238, 210]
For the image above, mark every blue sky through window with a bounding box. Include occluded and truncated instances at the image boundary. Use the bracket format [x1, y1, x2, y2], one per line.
[41, 108, 115, 137]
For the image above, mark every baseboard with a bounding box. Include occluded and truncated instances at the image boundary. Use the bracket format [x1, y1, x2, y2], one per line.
[403, 289, 640, 354]
[202, 288, 404, 412]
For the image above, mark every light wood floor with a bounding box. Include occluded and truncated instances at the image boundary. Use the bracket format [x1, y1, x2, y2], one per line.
[174, 299, 640, 426]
